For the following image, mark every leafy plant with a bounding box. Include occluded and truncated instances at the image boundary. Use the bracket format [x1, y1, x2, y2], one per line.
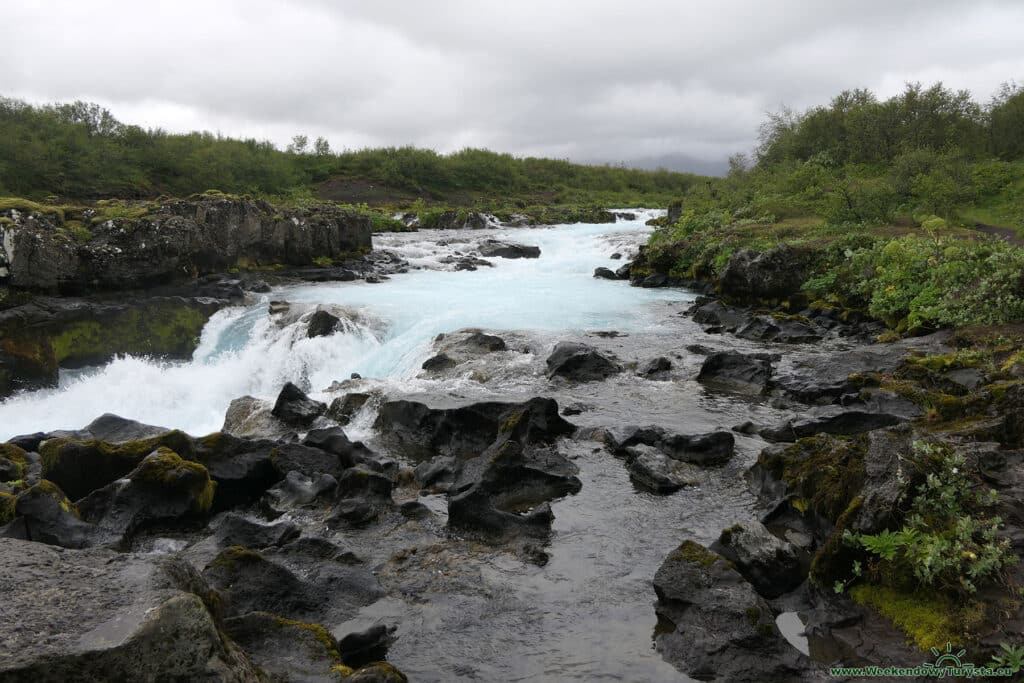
[988, 642, 1024, 673]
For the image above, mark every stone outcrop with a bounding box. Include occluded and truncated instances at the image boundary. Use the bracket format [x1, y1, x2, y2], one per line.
[0, 195, 373, 293]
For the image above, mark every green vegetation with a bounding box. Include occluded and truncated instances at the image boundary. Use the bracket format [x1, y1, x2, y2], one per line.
[843, 441, 1015, 596]
[848, 584, 981, 651]
[0, 96, 702, 206]
[643, 80, 1024, 332]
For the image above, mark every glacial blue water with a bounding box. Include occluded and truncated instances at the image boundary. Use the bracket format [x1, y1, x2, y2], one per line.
[0, 211, 692, 439]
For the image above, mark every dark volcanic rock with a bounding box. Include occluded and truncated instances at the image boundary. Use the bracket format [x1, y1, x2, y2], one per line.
[653, 540, 817, 682]
[327, 392, 372, 425]
[203, 546, 383, 623]
[0, 538, 261, 681]
[328, 465, 395, 527]
[697, 351, 773, 395]
[307, 309, 340, 338]
[711, 521, 804, 598]
[422, 352, 457, 372]
[303, 426, 376, 470]
[76, 448, 216, 547]
[719, 245, 809, 303]
[689, 298, 751, 332]
[639, 273, 668, 288]
[616, 425, 735, 466]
[638, 356, 672, 380]
[262, 471, 338, 515]
[593, 267, 619, 280]
[212, 512, 300, 549]
[0, 296, 226, 398]
[759, 407, 903, 443]
[448, 436, 581, 540]
[10, 481, 98, 549]
[374, 397, 575, 461]
[735, 315, 824, 344]
[614, 262, 632, 279]
[546, 342, 622, 382]
[624, 446, 698, 494]
[338, 624, 396, 668]
[271, 382, 327, 427]
[193, 432, 283, 510]
[0, 195, 372, 294]
[477, 239, 540, 259]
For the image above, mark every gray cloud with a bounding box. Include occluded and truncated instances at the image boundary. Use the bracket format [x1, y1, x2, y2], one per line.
[3, 0, 1022, 174]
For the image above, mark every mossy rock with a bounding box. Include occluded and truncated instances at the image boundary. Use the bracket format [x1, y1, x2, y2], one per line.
[850, 584, 985, 651]
[757, 433, 868, 522]
[808, 495, 863, 586]
[668, 539, 729, 569]
[39, 431, 196, 500]
[0, 491, 16, 524]
[0, 443, 30, 480]
[131, 448, 216, 515]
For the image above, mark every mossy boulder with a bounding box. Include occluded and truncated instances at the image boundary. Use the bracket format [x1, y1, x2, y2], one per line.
[652, 540, 816, 681]
[75, 448, 216, 547]
[12, 480, 97, 548]
[0, 442, 30, 481]
[39, 430, 196, 500]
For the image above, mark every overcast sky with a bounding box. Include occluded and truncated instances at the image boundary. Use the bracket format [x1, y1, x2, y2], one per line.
[4, 1, 1023, 174]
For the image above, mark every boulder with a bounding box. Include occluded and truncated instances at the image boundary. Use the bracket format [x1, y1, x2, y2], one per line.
[639, 273, 668, 288]
[211, 512, 300, 549]
[718, 245, 809, 303]
[222, 395, 294, 440]
[758, 407, 903, 443]
[616, 426, 735, 466]
[593, 267, 618, 280]
[697, 351, 773, 395]
[76, 448, 216, 547]
[373, 397, 575, 461]
[614, 262, 632, 279]
[192, 433, 283, 510]
[689, 298, 751, 332]
[711, 521, 804, 598]
[421, 352, 457, 372]
[448, 437, 580, 540]
[9, 480, 98, 549]
[546, 342, 622, 382]
[0, 539, 262, 682]
[80, 414, 173, 443]
[262, 471, 338, 516]
[203, 546, 383, 623]
[37, 430, 197, 500]
[735, 315, 824, 344]
[624, 446, 698, 494]
[653, 540, 816, 682]
[328, 465, 395, 528]
[302, 427, 376, 470]
[222, 611, 344, 682]
[271, 383, 327, 427]
[337, 624, 396, 668]
[477, 239, 540, 259]
[307, 310, 340, 338]
[414, 456, 459, 492]
[326, 392, 372, 426]
[638, 356, 672, 380]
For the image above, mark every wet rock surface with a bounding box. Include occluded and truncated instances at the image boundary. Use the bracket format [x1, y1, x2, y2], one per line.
[546, 341, 623, 382]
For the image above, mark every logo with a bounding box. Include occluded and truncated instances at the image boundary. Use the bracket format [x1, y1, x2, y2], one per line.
[828, 642, 1016, 678]
[924, 643, 972, 672]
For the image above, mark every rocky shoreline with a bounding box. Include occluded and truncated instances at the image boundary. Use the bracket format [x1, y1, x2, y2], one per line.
[1, 215, 1023, 680]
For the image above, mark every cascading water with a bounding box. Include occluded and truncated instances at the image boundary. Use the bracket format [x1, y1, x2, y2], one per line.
[0, 210, 690, 440]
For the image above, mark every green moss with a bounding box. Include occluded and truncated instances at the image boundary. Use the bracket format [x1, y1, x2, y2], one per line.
[0, 443, 29, 479]
[207, 545, 263, 570]
[30, 480, 79, 516]
[49, 303, 211, 366]
[63, 220, 93, 243]
[0, 491, 16, 524]
[670, 540, 722, 568]
[312, 256, 334, 267]
[0, 197, 69, 222]
[499, 410, 524, 433]
[758, 434, 867, 522]
[133, 448, 216, 514]
[810, 496, 863, 585]
[271, 615, 342, 663]
[849, 584, 984, 651]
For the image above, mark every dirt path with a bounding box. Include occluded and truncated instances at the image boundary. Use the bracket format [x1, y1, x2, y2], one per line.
[972, 222, 1024, 246]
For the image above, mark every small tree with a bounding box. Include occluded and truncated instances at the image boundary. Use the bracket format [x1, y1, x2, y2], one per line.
[314, 136, 331, 156]
[287, 134, 308, 154]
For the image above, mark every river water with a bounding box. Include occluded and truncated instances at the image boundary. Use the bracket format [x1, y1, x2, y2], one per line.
[0, 211, 810, 681]
[0, 211, 687, 439]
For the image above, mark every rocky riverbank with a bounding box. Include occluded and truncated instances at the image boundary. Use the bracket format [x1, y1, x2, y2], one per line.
[3, 217, 1023, 680]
